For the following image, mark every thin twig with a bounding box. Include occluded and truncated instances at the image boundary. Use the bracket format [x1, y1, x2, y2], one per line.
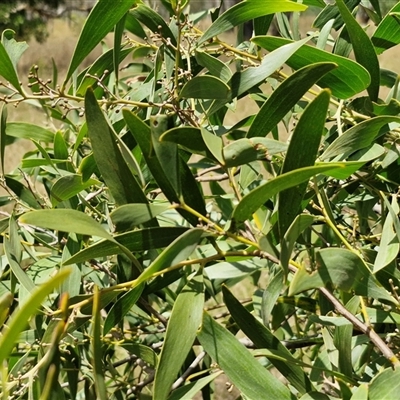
[172, 351, 206, 390]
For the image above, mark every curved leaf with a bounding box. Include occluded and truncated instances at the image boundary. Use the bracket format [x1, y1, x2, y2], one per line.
[20, 209, 114, 241]
[223, 137, 288, 167]
[133, 228, 204, 287]
[279, 89, 331, 236]
[103, 284, 144, 335]
[336, 0, 380, 101]
[63, 227, 189, 265]
[252, 36, 370, 99]
[154, 274, 204, 400]
[85, 88, 148, 206]
[198, 0, 307, 45]
[369, 367, 400, 400]
[110, 203, 170, 231]
[51, 174, 100, 206]
[0, 268, 70, 365]
[63, 0, 136, 86]
[179, 76, 230, 99]
[247, 63, 337, 138]
[0, 41, 22, 93]
[197, 312, 294, 400]
[223, 286, 313, 394]
[232, 163, 348, 224]
[289, 248, 394, 303]
[321, 116, 400, 160]
[195, 50, 232, 82]
[372, 2, 400, 55]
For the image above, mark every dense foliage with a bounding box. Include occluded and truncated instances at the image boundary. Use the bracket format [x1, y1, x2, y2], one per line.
[2, 0, 400, 398]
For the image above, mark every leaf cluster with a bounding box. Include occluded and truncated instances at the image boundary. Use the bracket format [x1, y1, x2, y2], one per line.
[1, 0, 400, 399]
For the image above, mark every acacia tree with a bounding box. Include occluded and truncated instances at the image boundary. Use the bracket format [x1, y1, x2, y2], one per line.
[1, 0, 400, 399]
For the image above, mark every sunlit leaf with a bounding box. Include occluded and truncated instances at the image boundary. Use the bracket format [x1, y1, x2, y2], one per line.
[103, 284, 144, 335]
[247, 63, 336, 138]
[198, 312, 294, 400]
[321, 116, 400, 160]
[372, 2, 400, 54]
[279, 89, 330, 236]
[63, 227, 188, 265]
[63, 0, 136, 86]
[198, 0, 307, 45]
[369, 367, 400, 400]
[336, 0, 379, 101]
[179, 76, 230, 99]
[20, 209, 113, 240]
[289, 248, 394, 303]
[252, 36, 370, 99]
[232, 163, 348, 224]
[223, 286, 313, 394]
[0, 268, 70, 365]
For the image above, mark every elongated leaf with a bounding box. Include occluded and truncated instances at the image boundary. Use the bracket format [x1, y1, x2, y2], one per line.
[223, 137, 288, 167]
[247, 63, 336, 138]
[63, 227, 188, 265]
[123, 109, 205, 226]
[232, 163, 348, 224]
[154, 274, 204, 400]
[198, 0, 307, 45]
[262, 269, 285, 325]
[372, 2, 400, 54]
[197, 312, 294, 400]
[334, 296, 358, 378]
[20, 209, 114, 241]
[195, 50, 232, 82]
[336, 0, 379, 101]
[0, 41, 22, 92]
[252, 36, 370, 99]
[63, 0, 136, 85]
[91, 287, 107, 400]
[223, 286, 313, 394]
[151, 115, 180, 195]
[0, 268, 70, 365]
[281, 214, 315, 275]
[279, 89, 330, 236]
[321, 116, 400, 160]
[85, 88, 148, 206]
[4, 216, 35, 293]
[179, 76, 230, 99]
[160, 126, 213, 158]
[51, 174, 100, 206]
[289, 248, 394, 303]
[130, 3, 176, 47]
[6, 122, 55, 143]
[232, 35, 312, 98]
[5, 176, 42, 209]
[168, 372, 222, 400]
[120, 343, 158, 367]
[110, 203, 170, 232]
[373, 198, 399, 273]
[133, 228, 204, 287]
[0, 104, 6, 174]
[369, 367, 400, 400]
[103, 284, 144, 335]
[61, 233, 82, 298]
